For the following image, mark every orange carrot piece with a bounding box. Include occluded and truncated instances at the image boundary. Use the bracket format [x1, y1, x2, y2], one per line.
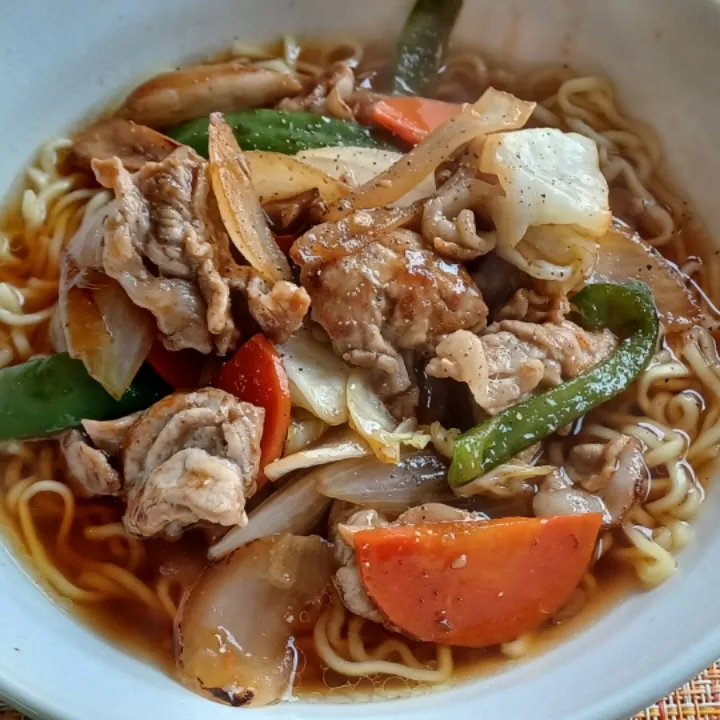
[213, 334, 291, 485]
[354, 514, 603, 647]
[371, 97, 462, 145]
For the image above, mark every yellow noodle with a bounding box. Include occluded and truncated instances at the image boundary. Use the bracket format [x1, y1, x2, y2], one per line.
[314, 603, 453, 683]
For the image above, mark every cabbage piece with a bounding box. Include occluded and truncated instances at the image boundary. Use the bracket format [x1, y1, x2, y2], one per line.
[480, 128, 611, 249]
[295, 147, 435, 206]
[347, 372, 431, 464]
[264, 427, 370, 481]
[284, 408, 329, 455]
[497, 224, 599, 292]
[278, 329, 350, 426]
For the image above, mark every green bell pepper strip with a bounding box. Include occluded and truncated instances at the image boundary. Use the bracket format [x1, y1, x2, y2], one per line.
[0, 353, 170, 442]
[388, 0, 464, 96]
[166, 109, 396, 157]
[448, 282, 660, 487]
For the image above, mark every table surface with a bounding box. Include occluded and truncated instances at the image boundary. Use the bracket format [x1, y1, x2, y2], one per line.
[1, 661, 718, 719]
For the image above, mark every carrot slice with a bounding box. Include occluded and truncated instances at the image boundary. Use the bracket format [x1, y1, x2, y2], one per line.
[213, 334, 291, 485]
[354, 514, 602, 647]
[146, 342, 205, 390]
[371, 97, 462, 145]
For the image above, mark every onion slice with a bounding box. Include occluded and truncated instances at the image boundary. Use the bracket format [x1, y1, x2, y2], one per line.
[177, 534, 334, 707]
[208, 474, 331, 559]
[314, 451, 455, 513]
[208, 113, 291, 283]
[244, 150, 348, 204]
[59, 203, 155, 399]
[324, 88, 535, 220]
[592, 225, 700, 331]
[264, 427, 370, 482]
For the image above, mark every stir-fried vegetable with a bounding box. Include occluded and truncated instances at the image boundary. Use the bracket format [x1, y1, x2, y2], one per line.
[278, 329, 350, 426]
[59, 201, 156, 399]
[388, 0, 464, 96]
[208, 474, 331, 559]
[371, 97, 461, 144]
[209, 114, 292, 283]
[244, 150, 347, 204]
[593, 226, 700, 331]
[214, 334, 291, 479]
[0, 354, 168, 441]
[167, 109, 395, 157]
[264, 427, 370, 481]
[295, 146, 436, 204]
[146, 343, 205, 389]
[177, 534, 334, 707]
[347, 372, 430, 463]
[284, 409, 328, 455]
[314, 450, 456, 512]
[355, 514, 602, 647]
[325, 88, 534, 219]
[449, 282, 660, 486]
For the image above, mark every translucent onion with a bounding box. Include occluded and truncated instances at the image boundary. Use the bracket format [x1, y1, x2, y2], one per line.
[264, 427, 370, 482]
[324, 88, 535, 220]
[244, 150, 348, 204]
[208, 474, 331, 559]
[177, 534, 334, 707]
[592, 225, 700, 332]
[347, 372, 430, 464]
[278, 329, 350, 426]
[208, 113, 291, 283]
[314, 451, 456, 513]
[59, 203, 155, 399]
[295, 146, 435, 205]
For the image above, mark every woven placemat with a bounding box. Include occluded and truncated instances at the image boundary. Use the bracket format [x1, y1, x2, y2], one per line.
[1, 662, 718, 719]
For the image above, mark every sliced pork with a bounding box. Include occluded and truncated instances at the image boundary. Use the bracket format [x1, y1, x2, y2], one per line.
[70, 118, 179, 172]
[427, 315, 616, 415]
[292, 219, 488, 398]
[122, 389, 264, 537]
[60, 429, 122, 498]
[93, 147, 239, 354]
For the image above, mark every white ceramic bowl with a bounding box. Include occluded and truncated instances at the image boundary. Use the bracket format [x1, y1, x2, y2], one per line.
[2, 1, 720, 718]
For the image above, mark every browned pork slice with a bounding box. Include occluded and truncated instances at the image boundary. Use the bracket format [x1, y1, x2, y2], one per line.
[69, 118, 180, 172]
[427, 315, 616, 415]
[120, 62, 303, 127]
[534, 434, 649, 527]
[495, 288, 571, 324]
[93, 147, 239, 354]
[122, 389, 264, 537]
[60, 429, 122, 498]
[291, 219, 488, 398]
[277, 61, 355, 120]
[227, 268, 310, 345]
[422, 166, 498, 261]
